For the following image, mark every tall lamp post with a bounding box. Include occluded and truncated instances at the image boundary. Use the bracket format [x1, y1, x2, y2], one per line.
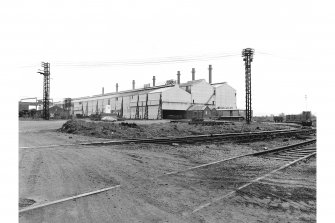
[242, 48, 254, 124]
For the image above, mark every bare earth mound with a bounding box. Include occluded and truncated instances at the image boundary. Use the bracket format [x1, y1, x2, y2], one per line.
[59, 119, 293, 140]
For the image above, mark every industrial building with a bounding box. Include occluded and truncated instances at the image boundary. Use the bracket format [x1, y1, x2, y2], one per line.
[71, 65, 244, 120]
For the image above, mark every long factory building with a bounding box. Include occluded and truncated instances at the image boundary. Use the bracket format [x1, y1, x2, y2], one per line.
[71, 65, 243, 120]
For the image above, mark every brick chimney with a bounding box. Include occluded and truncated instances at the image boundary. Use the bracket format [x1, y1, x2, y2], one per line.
[177, 71, 181, 84]
[208, 65, 212, 84]
[192, 68, 195, 81]
[116, 83, 118, 93]
[153, 76, 156, 87]
[132, 80, 135, 90]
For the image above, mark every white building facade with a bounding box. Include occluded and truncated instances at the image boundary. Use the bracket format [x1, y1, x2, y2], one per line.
[71, 78, 238, 119]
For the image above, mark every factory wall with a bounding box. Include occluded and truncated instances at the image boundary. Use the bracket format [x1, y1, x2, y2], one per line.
[71, 79, 238, 119]
[148, 106, 159, 119]
[161, 85, 191, 105]
[214, 84, 237, 109]
[180, 80, 214, 104]
[123, 96, 131, 119]
[189, 80, 214, 104]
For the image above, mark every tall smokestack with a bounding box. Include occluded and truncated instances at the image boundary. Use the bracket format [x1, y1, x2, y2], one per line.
[102, 87, 104, 95]
[192, 68, 195, 81]
[208, 65, 212, 84]
[177, 71, 181, 84]
[153, 76, 156, 87]
[116, 83, 118, 93]
[132, 80, 135, 90]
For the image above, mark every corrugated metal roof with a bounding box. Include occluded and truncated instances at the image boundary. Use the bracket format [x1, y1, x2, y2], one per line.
[211, 82, 227, 87]
[187, 105, 209, 111]
[72, 80, 230, 102]
[72, 84, 173, 101]
[216, 108, 242, 111]
[180, 79, 205, 87]
[149, 86, 173, 93]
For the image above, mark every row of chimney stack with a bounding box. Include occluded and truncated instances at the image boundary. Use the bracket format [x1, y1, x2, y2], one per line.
[102, 65, 213, 95]
[178, 65, 212, 84]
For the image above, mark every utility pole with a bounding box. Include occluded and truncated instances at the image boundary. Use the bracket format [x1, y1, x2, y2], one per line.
[144, 94, 149, 120]
[135, 95, 139, 119]
[157, 93, 162, 120]
[242, 48, 254, 124]
[38, 62, 50, 120]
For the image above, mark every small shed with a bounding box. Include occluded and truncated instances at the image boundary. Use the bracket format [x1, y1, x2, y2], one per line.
[210, 107, 218, 118]
[186, 105, 212, 120]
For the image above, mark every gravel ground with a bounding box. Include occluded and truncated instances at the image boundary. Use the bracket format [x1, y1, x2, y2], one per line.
[19, 120, 315, 222]
[59, 119, 295, 140]
[194, 158, 316, 222]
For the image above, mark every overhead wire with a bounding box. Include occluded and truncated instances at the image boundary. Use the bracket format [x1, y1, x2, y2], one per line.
[53, 54, 241, 67]
[56, 51, 240, 63]
[18, 50, 273, 68]
[18, 52, 241, 68]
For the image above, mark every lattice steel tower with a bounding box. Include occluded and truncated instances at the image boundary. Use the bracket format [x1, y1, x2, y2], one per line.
[38, 62, 50, 120]
[242, 48, 254, 124]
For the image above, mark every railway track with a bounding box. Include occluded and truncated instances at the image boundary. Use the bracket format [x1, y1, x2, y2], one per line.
[20, 128, 316, 149]
[191, 151, 316, 214]
[182, 139, 317, 214]
[19, 138, 316, 217]
[253, 139, 316, 160]
[256, 142, 316, 161]
[163, 139, 316, 176]
[89, 129, 316, 145]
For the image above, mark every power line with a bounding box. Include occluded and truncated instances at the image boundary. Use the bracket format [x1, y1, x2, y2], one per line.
[18, 51, 273, 68]
[18, 52, 241, 68]
[53, 54, 240, 67]
[58, 51, 240, 63]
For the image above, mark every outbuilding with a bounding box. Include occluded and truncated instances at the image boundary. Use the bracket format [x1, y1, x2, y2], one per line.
[186, 105, 212, 120]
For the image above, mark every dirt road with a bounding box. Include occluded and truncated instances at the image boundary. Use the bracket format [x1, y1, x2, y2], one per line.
[20, 121, 191, 222]
[19, 120, 316, 222]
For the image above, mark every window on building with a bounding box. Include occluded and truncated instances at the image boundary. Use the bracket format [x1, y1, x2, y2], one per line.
[214, 90, 216, 95]
[192, 100, 194, 104]
[212, 101, 215, 105]
[116, 97, 118, 101]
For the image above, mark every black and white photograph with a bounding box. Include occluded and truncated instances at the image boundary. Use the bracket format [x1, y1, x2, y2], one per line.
[1, 0, 334, 222]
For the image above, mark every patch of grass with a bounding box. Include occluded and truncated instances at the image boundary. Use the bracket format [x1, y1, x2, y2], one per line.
[59, 120, 293, 140]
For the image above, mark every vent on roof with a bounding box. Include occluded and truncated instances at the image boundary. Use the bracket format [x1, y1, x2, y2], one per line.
[165, 79, 176, 85]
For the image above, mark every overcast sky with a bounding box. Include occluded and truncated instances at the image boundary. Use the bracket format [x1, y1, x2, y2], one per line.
[2, 0, 334, 115]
